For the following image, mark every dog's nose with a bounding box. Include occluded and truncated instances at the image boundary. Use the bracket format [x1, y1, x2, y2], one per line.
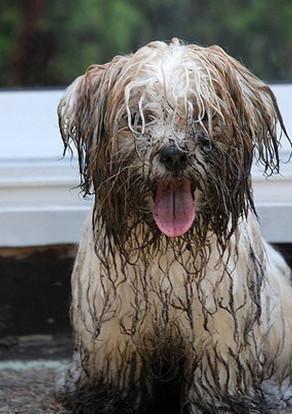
[160, 145, 187, 171]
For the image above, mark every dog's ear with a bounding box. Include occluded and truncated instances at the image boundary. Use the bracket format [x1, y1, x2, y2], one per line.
[58, 58, 127, 195]
[236, 72, 289, 175]
[209, 45, 290, 175]
[58, 65, 109, 195]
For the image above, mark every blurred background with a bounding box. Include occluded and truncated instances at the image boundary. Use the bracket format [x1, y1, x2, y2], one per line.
[0, 2, 292, 411]
[1, 0, 292, 88]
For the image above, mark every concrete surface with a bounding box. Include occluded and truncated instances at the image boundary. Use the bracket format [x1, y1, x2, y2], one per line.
[0, 360, 68, 413]
[0, 335, 71, 413]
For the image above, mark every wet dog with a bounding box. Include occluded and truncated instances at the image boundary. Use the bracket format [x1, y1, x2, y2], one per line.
[57, 39, 292, 413]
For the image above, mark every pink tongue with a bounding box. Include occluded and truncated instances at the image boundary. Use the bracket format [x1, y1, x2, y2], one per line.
[153, 178, 195, 237]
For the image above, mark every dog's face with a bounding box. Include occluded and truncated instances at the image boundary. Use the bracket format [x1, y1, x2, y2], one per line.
[58, 39, 287, 249]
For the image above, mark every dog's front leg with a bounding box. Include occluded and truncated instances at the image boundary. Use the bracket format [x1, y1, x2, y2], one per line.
[59, 323, 150, 414]
[56, 221, 151, 413]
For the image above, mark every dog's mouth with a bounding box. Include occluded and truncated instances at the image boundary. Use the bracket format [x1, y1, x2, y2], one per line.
[153, 178, 195, 238]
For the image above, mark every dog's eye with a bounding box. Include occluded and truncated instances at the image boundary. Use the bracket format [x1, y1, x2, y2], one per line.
[128, 113, 142, 132]
[145, 112, 156, 125]
[201, 112, 215, 122]
[129, 112, 155, 129]
[143, 112, 156, 125]
[130, 113, 139, 124]
[197, 136, 213, 152]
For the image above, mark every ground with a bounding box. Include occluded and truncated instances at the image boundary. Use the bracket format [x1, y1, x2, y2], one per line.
[0, 335, 70, 414]
[0, 362, 67, 413]
[1, 335, 292, 414]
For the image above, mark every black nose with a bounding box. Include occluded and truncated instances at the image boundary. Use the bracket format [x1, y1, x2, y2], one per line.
[160, 145, 187, 171]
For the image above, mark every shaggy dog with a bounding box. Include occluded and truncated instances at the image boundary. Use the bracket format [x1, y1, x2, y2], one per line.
[57, 39, 292, 413]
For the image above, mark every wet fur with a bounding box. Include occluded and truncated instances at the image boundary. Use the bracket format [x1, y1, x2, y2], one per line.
[57, 39, 292, 413]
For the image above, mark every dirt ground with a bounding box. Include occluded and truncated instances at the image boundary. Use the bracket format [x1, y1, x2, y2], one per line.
[0, 335, 71, 414]
[0, 362, 68, 413]
[1, 335, 292, 414]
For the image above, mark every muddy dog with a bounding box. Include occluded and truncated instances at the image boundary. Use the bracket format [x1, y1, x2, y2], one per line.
[57, 39, 292, 413]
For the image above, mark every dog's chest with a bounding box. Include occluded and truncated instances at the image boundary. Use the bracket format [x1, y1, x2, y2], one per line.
[114, 251, 242, 338]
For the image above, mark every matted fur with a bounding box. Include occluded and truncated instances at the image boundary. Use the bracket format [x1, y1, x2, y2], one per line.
[57, 39, 292, 413]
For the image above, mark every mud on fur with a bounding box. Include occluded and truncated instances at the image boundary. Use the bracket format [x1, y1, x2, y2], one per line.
[56, 38, 292, 413]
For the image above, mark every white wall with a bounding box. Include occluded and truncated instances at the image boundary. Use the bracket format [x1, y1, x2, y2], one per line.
[0, 86, 291, 246]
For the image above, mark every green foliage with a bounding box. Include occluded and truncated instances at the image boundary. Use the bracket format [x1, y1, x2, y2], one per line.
[0, 2, 21, 86]
[0, 0, 291, 86]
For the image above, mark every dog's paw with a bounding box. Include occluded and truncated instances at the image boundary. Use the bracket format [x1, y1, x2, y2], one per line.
[54, 360, 82, 404]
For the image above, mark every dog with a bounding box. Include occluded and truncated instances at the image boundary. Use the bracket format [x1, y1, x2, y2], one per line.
[57, 39, 292, 413]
